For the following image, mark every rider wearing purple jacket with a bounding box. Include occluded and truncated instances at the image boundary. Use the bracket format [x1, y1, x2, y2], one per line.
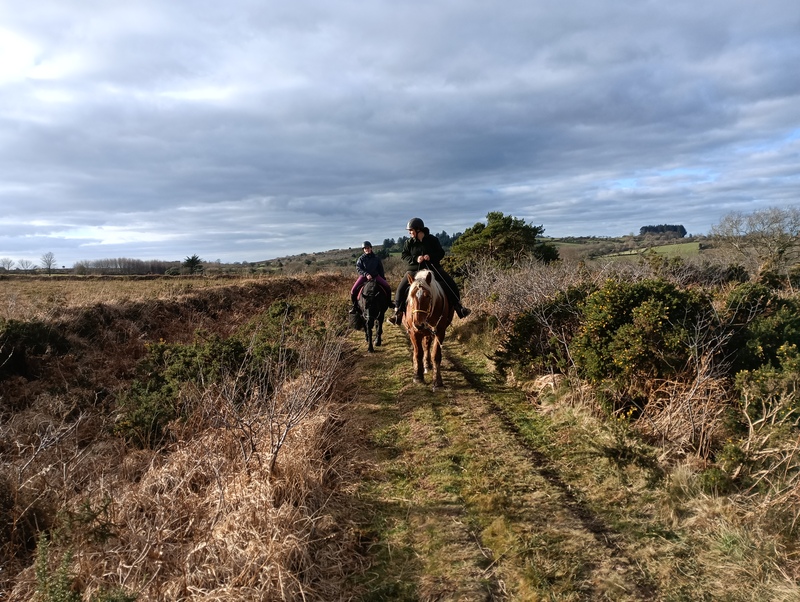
[350, 241, 393, 314]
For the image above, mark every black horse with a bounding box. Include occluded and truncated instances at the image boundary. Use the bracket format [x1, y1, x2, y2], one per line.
[357, 280, 389, 352]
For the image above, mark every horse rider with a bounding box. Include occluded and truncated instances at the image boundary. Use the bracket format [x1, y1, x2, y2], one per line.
[350, 241, 393, 314]
[387, 217, 471, 325]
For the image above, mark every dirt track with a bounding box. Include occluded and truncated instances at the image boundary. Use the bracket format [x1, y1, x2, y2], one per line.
[346, 322, 656, 601]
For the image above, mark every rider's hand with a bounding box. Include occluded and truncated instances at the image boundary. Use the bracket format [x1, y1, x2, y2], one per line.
[366, 274, 373, 280]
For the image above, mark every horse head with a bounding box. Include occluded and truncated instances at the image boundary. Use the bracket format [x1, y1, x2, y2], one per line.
[406, 270, 445, 333]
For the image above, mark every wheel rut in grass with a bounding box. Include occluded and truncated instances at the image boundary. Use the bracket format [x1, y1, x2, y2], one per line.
[444, 348, 658, 601]
[347, 324, 657, 601]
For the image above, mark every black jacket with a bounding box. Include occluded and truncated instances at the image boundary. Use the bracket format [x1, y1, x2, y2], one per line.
[401, 234, 445, 273]
[356, 252, 385, 278]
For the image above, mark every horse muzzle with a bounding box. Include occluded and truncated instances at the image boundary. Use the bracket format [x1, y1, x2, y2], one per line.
[412, 321, 434, 333]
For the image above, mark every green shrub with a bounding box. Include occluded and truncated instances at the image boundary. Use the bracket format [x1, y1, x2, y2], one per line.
[734, 343, 800, 429]
[35, 534, 80, 602]
[495, 284, 592, 376]
[114, 331, 288, 448]
[757, 270, 787, 290]
[683, 262, 749, 287]
[89, 588, 137, 602]
[698, 467, 735, 495]
[724, 283, 800, 372]
[569, 279, 712, 389]
[0, 319, 70, 377]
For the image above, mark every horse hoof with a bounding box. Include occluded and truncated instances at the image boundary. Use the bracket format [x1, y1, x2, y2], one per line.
[413, 376, 424, 384]
[375, 340, 382, 347]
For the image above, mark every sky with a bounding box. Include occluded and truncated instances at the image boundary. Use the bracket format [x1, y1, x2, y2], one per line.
[1, 0, 799, 268]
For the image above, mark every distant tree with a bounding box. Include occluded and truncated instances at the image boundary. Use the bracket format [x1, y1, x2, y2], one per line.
[40, 251, 57, 275]
[0, 258, 13, 271]
[433, 230, 462, 249]
[18, 259, 35, 273]
[382, 238, 395, 250]
[639, 224, 687, 237]
[435, 230, 452, 248]
[182, 254, 203, 274]
[446, 212, 559, 274]
[711, 207, 800, 277]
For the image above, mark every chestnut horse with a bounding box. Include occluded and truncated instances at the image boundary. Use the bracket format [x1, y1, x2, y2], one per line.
[401, 269, 454, 390]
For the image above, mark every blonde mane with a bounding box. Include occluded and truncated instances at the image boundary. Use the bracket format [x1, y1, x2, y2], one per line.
[409, 269, 444, 301]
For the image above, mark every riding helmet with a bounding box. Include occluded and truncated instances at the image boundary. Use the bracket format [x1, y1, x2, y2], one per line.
[406, 217, 425, 231]
[362, 241, 372, 248]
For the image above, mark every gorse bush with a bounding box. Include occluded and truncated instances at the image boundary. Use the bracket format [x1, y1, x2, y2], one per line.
[495, 284, 592, 376]
[35, 534, 79, 602]
[724, 283, 800, 373]
[0, 318, 70, 378]
[115, 330, 291, 448]
[570, 279, 712, 390]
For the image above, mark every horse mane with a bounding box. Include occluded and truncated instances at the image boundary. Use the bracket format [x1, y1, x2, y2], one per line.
[409, 269, 446, 305]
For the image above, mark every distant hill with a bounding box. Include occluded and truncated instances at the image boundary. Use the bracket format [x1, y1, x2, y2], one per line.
[262, 234, 709, 273]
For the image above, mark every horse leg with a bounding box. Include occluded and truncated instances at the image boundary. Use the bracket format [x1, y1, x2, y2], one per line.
[423, 334, 434, 373]
[430, 337, 444, 390]
[375, 312, 383, 346]
[367, 320, 375, 353]
[411, 333, 425, 383]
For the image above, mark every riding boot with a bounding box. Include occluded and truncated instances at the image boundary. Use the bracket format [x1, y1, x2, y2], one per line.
[387, 307, 403, 325]
[349, 299, 360, 314]
[455, 305, 471, 319]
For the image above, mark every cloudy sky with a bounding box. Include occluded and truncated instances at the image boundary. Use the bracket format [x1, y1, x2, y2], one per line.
[1, 0, 799, 267]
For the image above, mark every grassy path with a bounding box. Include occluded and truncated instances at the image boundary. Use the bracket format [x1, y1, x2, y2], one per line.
[344, 322, 656, 601]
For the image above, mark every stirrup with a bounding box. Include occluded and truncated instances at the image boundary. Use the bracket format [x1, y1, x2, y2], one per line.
[387, 310, 402, 325]
[456, 306, 471, 319]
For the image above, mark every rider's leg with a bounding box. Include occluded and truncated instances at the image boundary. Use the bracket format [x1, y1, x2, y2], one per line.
[350, 276, 366, 313]
[388, 275, 410, 324]
[436, 268, 470, 318]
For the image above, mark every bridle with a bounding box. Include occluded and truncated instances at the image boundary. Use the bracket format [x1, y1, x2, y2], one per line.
[409, 280, 444, 335]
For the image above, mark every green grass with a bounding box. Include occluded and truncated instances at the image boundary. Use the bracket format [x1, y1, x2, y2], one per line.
[606, 241, 701, 259]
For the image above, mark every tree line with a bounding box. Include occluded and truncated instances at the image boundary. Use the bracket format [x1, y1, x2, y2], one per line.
[639, 224, 687, 237]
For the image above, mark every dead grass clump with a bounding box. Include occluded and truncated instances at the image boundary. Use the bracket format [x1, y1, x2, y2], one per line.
[8, 331, 359, 601]
[635, 376, 731, 458]
[463, 258, 588, 329]
[2, 275, 359, 599]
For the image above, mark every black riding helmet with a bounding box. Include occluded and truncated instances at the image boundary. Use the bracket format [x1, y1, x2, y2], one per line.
[363, 241, 372, 248]
[406, 217, 424, 231]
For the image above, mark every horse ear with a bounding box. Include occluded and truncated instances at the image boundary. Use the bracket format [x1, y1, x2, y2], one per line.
[406, 273, 415, 284]
[425, 272, 432, 285]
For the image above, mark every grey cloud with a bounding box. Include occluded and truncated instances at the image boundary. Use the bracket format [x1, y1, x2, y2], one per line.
[1, 0, 799, 266]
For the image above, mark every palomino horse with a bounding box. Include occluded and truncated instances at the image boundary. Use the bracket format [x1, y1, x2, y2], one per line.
[357, 279, 389, 353]
[401, 269, 454, 390]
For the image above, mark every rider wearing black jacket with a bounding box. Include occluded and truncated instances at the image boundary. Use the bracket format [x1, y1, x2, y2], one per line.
[388, 217, 470, 324]
[350, 241, 393, 314]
